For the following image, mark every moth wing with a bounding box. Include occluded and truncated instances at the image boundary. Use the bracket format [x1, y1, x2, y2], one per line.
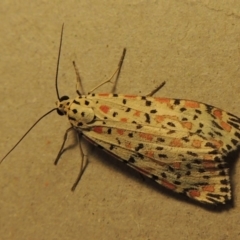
[81, 94, 240, 204]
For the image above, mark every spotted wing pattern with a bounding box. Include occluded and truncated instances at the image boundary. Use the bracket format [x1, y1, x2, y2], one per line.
[59, 94, 240, 204]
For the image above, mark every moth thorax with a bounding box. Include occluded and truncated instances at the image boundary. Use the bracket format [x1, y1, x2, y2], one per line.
[69, 105, 95, 127]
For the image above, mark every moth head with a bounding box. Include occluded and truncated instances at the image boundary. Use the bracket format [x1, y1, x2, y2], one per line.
[56, 95, 70, 116]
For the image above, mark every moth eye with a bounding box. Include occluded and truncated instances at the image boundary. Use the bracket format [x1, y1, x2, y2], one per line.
[57, 109, 65, 116]
[59, 95, 69, 101]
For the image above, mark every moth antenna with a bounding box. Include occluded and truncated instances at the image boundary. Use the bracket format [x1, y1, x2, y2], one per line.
[1, 24, 65, 163]
[55, 23, 64, 100]
[1, 108, 57, 164]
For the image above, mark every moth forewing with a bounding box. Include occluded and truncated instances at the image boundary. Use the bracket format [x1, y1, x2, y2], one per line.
[59, 89, 240, 204]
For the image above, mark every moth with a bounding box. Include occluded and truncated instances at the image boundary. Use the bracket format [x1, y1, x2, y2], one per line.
[2, 25, 240, 205]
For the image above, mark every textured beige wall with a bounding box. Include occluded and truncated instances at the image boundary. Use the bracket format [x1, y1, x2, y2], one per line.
[0, 1, 240, 239]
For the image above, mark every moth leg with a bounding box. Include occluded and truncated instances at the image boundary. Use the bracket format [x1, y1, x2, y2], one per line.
[54, 127, 74, 165]
[88, 48, 127, 94]
[111, 48, 126, 94]
[73, 61, 85, 96]
[71, 133, 88, 191]
[146, 81, 166, 97]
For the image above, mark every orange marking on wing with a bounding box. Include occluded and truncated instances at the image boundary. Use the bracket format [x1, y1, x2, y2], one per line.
[134, 110, 141, 117]
[202, 185, 215, 192]
[124, 95, 137, 98]
[188, 189, 201, 198]
[203, 161, 216, 169]
[172, 162, 181, 169]
[213, 109, 222, 119]
[93, 126, 103, 134]
[139, 132, 153, 141]
[145, 150, 154, 158]
[181, 122, 193, 130]
[120, 118, 128, 122]
[162, 180, 177, 190]
[185, 101, 200, 108]
[99, 105, 110, 114]
[98, 93, 110, 96]
[155, 97, 171, 104]
[210, 139, 223, 149]
[170, 138, 183, 147]
[155, 115, 178, 123]
[155, 115, 165, 123]
[220, 121, 232, 132]
[203, 154, 215, 161]
[192, 139, 202, 148]
[117, 129, 125, 135]
[125, 141, 132, 149]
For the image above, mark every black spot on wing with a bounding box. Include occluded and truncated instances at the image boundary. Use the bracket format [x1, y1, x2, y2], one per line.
[73, 100, 80, 105]
[157, 138, 165, 142]
[128, 133, 133, 138]
[193, 115, 198, 120]
[145, 100, 152, 106]
[174, 181, 181, 185]
[228, 117, 240, 123]
[152, 174, 159, 180]
[231, 139, 238, 146]
[150, 109, 157, 114]
[226, 145, 232, 150]
[174, 99, 180, 105]
[136, 124, 143, 129]
[212, 120, 224, 130]
[128, 156, 135, 163]
[145, 113, 150, 123]
[187, 151, 198, 157]
[158, 154, 168, 158]
[195, 109, 202, 114]
[109, 145, 114, 150]
[206, 105, 213, 114]
[234, 131, 240, 139]
[227, 120, 240, 130]
[182, 137, 190, 142]
[135, 143, 144, 151]
[113, 112, 118, 117]
[220, 179, 229, 185]
[167, 122, 175, 127]
[213, 131, 222, 137]
[167, 130, 176, 134]
[180, 107, 187, 112]
[205, 142, 216, 148]
[161, 172, 167, 178]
